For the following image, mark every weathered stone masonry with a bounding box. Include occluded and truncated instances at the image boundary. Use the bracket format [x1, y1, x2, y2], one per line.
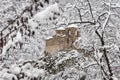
[45, 26, 80, 54]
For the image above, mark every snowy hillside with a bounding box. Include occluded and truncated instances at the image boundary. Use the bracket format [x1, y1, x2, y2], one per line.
[0, 0, 120, 80]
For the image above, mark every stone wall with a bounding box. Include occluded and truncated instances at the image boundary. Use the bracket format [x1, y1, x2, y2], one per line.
[45, 27, 80, 55]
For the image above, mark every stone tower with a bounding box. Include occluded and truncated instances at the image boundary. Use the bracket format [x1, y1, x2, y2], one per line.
[45, 26, 80, 55]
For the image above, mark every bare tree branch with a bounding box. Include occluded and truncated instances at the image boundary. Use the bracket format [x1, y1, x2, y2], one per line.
[57, 21, 95, 27]
[94, 57, 109, 79]
[95, 20, 113, 80]
[75, 6, 82, 21]
[87, 0, 95, 22]
[0, 0, 45, 46]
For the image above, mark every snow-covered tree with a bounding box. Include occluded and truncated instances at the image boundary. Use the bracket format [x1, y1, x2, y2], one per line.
[0, 0, 120, 80]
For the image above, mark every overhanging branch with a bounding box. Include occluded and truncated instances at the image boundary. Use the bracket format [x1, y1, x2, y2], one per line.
[87, 0, 95, 22]
[57, 21, 95, 26]
[75, 6, 82, 21]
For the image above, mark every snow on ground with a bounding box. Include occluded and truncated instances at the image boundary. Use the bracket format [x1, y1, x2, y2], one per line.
[0, 0, 120, 80]
[0, 49, 119, 80]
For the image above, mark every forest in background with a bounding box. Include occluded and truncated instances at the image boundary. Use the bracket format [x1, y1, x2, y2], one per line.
[0, 0, 120, 80]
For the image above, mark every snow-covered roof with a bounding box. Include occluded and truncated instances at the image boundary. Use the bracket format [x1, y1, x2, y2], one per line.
[56, 27, 65, 30]
[56, 34, 66, 37]
[67, 24, 78, 28]
[46, 36, 53, 40]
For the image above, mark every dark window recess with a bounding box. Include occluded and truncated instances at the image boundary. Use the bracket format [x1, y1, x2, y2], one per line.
[0, 38, 3, 47]
[49, 17, 52, 20]
[67, 38, 69, 44]
[44, 0, 49, 4]
[32, 31, 35, 36]
[53, 16, 56, 20]
[33, 0, 38, 3]
[40, 2, 44, 7]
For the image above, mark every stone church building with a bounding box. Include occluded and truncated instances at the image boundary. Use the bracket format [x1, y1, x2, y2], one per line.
[45, 26, 80, 55]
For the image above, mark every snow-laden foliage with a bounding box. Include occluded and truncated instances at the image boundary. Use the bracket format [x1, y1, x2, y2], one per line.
[0, 31, 22, 59]
[0, 0, 120, 80]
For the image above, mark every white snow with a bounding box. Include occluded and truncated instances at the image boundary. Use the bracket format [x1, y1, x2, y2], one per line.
[103, 44, 119, 52]
[14, 31, 22, 42]
[112, 75, 118, 80]
[56, 50, 79, 65]
[31, 68, 45, 78]
[0, 71, 17, 80]
[94, 49, 103, 60]
[0, 0, 120, 80]
[1, 40, 13, 57]
[46, 36, 53, 39]
[28, 3, 60, 30]
[67, 24, 78, 28]
[33, 3, 59, 21]
[28, 19, 38, 30]
[102, 11, 110, 31]
[20, 63, 45, 78]
[10, 64, 21, 74]
[56, 27, 65, 30]
[21, 63, 33, 71]
[0, 31, 22, 58]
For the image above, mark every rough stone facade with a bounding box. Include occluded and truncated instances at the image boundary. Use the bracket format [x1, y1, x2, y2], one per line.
[45, 26, 80, 55]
